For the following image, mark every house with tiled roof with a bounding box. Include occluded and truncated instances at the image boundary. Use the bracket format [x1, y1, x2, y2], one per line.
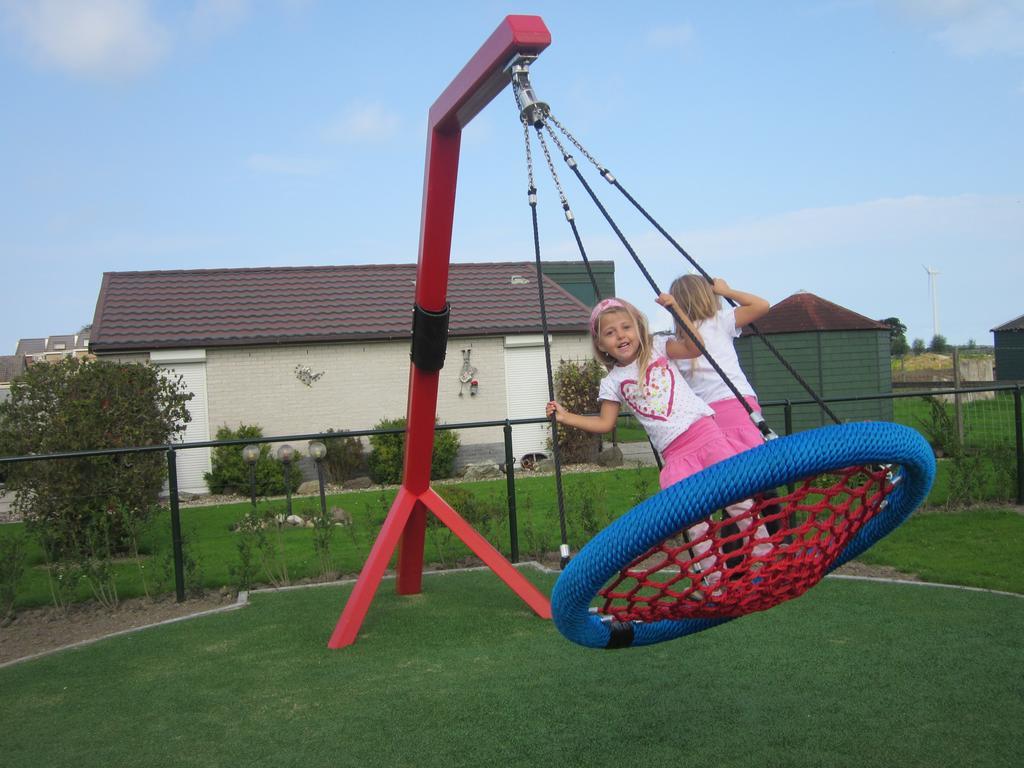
[0, 355, 26, 404]
[90, 262, 605, 493]
[734, 291, 893, 432]
[991, 313, 1024, 382]
[15, 331, 92, 364]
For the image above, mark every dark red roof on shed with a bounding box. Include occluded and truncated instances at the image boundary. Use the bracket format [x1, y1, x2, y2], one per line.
[991, 313, 1024, 332]
[90, 263, 591, 353]
[740, 292, 890, 336]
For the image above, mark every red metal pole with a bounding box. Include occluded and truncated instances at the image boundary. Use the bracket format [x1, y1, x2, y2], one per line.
[329, 16, 552, 648]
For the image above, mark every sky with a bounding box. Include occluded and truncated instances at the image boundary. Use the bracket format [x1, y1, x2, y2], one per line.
[1, 0, 1022, 356]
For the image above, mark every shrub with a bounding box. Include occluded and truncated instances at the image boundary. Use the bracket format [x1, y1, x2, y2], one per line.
[204, 424, 302, 497]
[0, 357, 192, 559]
[0, 532, 28, 620]
[367, 417, 460, 485]
[322, 429, 367, 483]
[552, 358, 604, 463]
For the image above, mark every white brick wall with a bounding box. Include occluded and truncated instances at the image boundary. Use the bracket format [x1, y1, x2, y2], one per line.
[204, 334, 595, 451]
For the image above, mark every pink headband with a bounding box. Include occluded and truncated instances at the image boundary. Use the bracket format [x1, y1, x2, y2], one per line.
[589, 298, 626, 336]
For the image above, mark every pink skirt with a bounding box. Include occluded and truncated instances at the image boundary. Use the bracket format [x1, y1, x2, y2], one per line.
[710, 396, 765, 453]
[659, 416, 742, 489]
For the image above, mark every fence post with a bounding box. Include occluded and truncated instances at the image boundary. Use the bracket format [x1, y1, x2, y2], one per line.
[952, 348, 964, 443]
[504, 421, 519, 563]
[166, 448, 186, 602]
[784, 400, 793, 436]
[1014, 386, 1023, 506]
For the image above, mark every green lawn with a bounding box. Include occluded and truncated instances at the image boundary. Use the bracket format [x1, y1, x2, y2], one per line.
[1, 569, 1022, 767]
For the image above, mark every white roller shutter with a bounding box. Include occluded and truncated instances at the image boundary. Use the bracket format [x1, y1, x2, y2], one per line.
[503, 335, 551, 464]
[150, 350, 211, 494]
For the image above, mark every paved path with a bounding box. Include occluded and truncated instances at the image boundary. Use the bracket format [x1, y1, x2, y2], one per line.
[616, 441, 659, 467]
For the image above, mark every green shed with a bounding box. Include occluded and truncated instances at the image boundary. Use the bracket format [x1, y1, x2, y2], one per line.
[734, 292, 893, 434]
[541, 260, 615, 308]
[992, 313, 1024, 382]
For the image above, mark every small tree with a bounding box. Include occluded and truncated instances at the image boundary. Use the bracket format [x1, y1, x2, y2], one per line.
[929, 334, 949, 354]
[879, 317, 909, 357]
[911, 338, 926, 355]
[367, 417, 460, 485]
[552, 358, 604, 463]
[0, 358, 192, 559]
[205, 423, 301, 496]
[321, 428, 367, 483]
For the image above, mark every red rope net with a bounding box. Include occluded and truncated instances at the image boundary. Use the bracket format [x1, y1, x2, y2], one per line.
[597, 464, 895, 623]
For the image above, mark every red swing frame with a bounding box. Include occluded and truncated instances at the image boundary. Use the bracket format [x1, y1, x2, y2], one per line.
[328, 16, 553, 649]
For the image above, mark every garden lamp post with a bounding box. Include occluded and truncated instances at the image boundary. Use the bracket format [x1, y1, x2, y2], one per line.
[308, 440, 328, 521]
[242, 444, 260, 509]
[277, 444, 295, 519]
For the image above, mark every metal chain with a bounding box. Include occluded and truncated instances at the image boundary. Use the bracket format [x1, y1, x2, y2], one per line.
[546, 112, 609, 177]
[513, 82, 536, 191]
[533, 126, 569, 207]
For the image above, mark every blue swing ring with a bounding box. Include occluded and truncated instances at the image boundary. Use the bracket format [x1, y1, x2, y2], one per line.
[551, 421, 936, 649]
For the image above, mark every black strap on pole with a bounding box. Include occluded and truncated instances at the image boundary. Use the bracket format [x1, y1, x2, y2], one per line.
[410, 303, 451, 372]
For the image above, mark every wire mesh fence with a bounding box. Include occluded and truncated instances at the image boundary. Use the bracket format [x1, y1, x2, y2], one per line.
[1, 384, 1021, 614]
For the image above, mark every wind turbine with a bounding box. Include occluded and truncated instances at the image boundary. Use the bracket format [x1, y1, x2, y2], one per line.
[923, 265, 940, 339]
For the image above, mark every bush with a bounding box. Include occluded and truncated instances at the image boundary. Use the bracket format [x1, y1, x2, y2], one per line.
[204, 424, 302, 497]
[367, 417, 460, 485]
[929, 334, 949, 354]
[0, 357, 192, 559]
[552, 358, 604, 463]
[322, 429, 367, 483]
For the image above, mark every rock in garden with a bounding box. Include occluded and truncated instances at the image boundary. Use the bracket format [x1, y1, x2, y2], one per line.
[342, 476, 373, 490]
[297, 480, 320, 495]
[286, 514, 305, 526]
[596, 446, 624, 467]
[331, 507, 353, 525]
[461, 460, 502, 480]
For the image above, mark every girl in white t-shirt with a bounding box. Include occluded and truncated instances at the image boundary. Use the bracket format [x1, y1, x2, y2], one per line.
[546, 296, 768, 580]
[669, 275, 771, 452]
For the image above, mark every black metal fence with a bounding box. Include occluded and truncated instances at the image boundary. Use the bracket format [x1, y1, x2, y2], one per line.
[2, 383, 1022, 603]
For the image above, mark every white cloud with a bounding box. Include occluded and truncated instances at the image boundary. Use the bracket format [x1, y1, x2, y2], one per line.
[2, 0, 169, 79]
[676, 194, 1022, 259]
[190, 0, 248, 39]
[893, 0, 1024, 57]
[245, 153, 320, 176]
[646, 23, 696, 51]
[323, 102, 401, 143]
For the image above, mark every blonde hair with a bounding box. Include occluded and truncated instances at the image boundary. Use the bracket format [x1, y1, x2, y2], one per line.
[669, 274, 719, 331]
[590, 298, 654, 382]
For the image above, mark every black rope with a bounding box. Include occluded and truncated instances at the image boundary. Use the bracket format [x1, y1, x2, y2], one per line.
[526, 123, 665, 474]
[527, 185, 571, 568]
[514, 81, 572, 568]
[553, 146, 772, 439]
[604, 175, 843, 427]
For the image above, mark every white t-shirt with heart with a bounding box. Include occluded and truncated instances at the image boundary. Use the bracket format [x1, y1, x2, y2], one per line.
[598, 334, 714, 453]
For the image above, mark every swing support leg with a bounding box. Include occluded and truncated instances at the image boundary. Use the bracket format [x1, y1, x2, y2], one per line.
[329, 15, 552, 649]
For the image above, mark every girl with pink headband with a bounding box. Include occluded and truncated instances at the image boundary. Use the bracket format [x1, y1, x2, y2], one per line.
[547, 294, 769, 579]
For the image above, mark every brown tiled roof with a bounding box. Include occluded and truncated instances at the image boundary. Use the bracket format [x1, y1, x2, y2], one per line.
[0, 355, 25, 383]
[14, 334, 89, 356]
[740, 292, 890, 336]
[14, 338, 45, 357]
[992, 313, 1024, 332]
[90, 263, 592, 353]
